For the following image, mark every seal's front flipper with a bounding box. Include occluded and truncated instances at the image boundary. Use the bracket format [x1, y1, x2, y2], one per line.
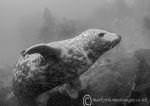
[65, 83, 79, 99]
[49, 83, 68, 94]
[36, 84, 67, 105]
[47, 77, 81, 99]
[65, 77, 82, 99]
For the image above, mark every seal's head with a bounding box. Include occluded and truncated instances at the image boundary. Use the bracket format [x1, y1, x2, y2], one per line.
[84, 29, 121, 49]
[75, 29, 121, 63]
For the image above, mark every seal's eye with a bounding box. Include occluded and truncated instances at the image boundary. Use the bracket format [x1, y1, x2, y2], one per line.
[98, 33, 105, 37]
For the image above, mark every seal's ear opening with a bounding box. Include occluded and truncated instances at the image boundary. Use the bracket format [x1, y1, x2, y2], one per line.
[22, 44, 61, 62]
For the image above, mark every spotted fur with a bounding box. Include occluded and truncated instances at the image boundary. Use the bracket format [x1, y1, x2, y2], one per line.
[12, 29, 121, 105]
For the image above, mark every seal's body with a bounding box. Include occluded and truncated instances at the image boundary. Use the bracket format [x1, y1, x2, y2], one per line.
[13, 29, 121, 105]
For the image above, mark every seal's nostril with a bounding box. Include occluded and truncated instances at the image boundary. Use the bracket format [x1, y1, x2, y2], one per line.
[117, 35, 121, 41]
[98, 33, 105, 37]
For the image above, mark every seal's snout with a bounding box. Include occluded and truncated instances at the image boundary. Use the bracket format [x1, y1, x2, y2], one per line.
[116, 35, 121, 42]
[102, 32, 121, 43]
